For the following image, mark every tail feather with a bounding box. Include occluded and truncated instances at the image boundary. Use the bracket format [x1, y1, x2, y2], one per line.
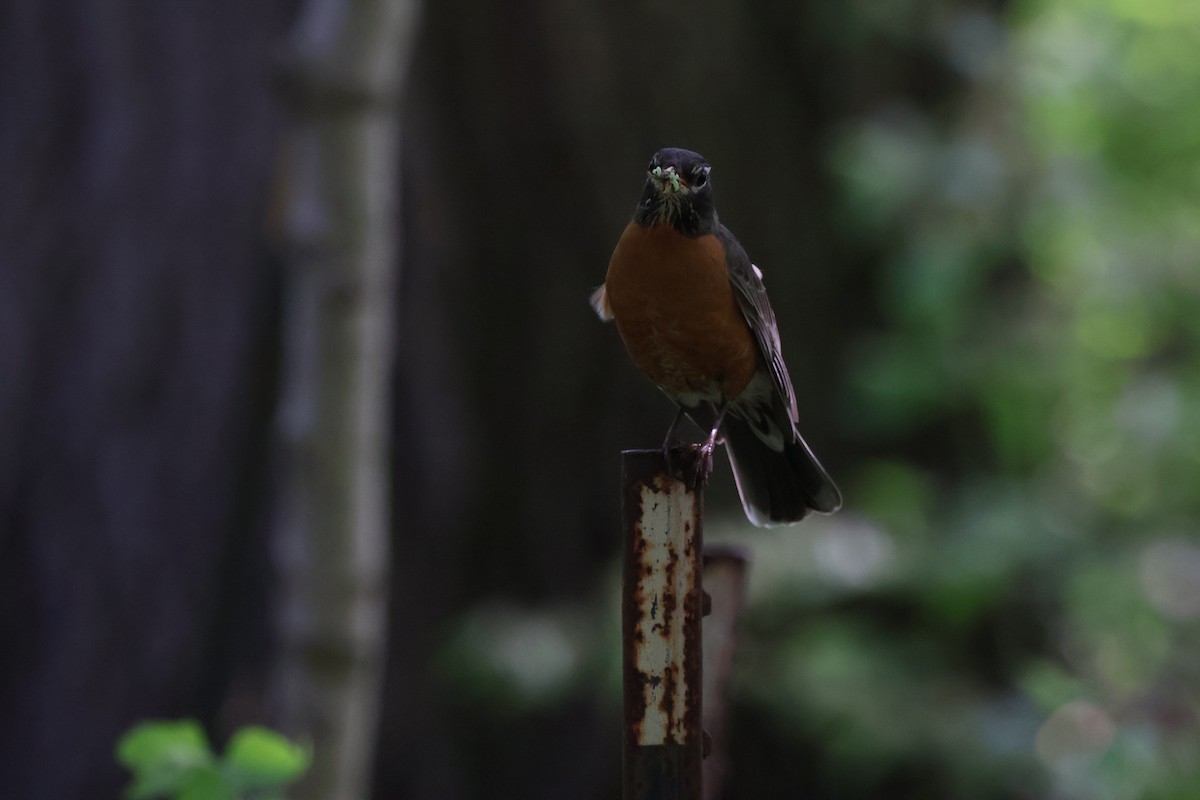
[721, 415, 842, 527]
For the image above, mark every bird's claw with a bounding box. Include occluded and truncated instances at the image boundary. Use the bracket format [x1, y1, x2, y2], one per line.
[667, 441, 710, 491]
[692, 441, 715, 487]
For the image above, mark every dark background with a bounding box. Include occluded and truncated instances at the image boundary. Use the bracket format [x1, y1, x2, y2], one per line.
[3, 0, 1199, 798]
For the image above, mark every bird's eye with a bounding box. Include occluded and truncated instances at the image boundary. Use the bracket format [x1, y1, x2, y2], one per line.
[692, 167, 710, 187]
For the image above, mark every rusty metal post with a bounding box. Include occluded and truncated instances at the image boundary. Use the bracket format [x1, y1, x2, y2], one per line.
[700, 546, 751, 800]
[622, 448, 705, 800]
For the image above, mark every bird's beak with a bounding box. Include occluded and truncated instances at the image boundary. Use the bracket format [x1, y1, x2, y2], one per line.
[649, 165, 684, 194]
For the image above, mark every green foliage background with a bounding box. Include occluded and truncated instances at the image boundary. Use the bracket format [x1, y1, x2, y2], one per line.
[437, 1, 1200, 797]
[117, 721, 309, 800]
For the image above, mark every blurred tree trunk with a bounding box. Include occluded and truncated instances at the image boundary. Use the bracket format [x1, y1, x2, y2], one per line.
[269, 0, 418, 797]
[0, 2, 291, 798]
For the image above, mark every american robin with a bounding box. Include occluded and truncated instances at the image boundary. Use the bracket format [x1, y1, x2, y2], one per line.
[591, 147, 842, 526]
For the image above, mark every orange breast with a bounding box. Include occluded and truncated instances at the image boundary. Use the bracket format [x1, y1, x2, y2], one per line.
[605, 221, 758, 402]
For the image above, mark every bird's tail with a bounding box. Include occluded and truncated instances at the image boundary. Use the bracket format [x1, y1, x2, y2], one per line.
[721, 415, 842, 527]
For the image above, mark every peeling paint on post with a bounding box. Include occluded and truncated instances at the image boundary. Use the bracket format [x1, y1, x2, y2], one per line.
[622, 449, 704, 800]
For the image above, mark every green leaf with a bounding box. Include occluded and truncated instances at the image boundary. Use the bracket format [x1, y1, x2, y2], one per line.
[177, 764, 234, 800]
[117, 720, 214, 799]
[117, 719, 212, 771]
[221, 726, 311, 791]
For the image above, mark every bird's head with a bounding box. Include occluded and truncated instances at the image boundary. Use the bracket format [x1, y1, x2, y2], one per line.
[634, 147, 717, 236]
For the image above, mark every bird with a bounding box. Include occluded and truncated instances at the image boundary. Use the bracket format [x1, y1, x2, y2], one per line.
[590, 147, 841, 526]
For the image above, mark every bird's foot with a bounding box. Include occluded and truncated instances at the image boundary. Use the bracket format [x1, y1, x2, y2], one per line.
[691, 438, 715, 489]
[684, 415, 724, 489]
[680, 441, 715, 489]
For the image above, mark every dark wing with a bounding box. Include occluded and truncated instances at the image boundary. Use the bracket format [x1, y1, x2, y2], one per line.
[715, 224, 844, 518]
[715, 225, 798, 422]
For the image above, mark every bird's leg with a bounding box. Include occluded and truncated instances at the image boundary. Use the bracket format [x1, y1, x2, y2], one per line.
[662, 405, 688, 477]
[688, 404, 728, 488]
[662, 405, 687, 453]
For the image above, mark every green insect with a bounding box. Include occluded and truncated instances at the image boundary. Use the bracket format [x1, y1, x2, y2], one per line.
[650, 165, 682, 193]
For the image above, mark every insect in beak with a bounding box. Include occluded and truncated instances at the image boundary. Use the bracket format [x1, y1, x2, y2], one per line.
[650, 166, 682, 193]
